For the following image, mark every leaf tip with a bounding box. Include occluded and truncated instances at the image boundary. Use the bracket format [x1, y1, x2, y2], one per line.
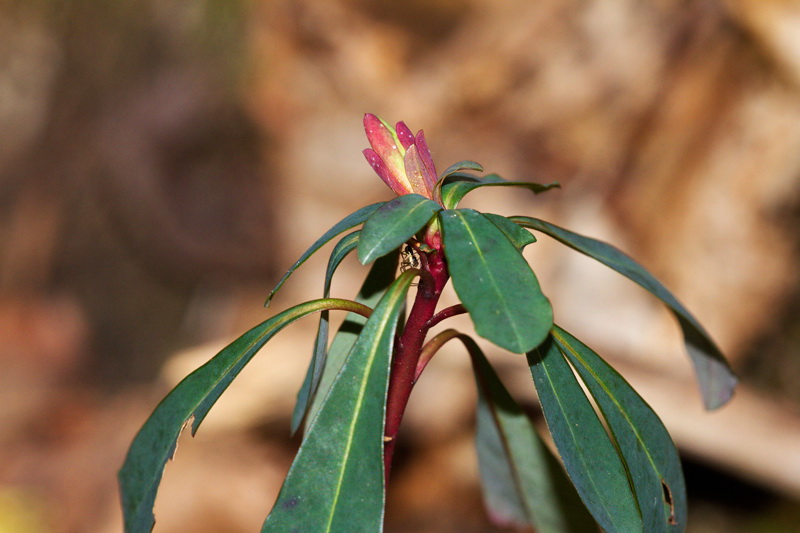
[356, 244, 373, 266]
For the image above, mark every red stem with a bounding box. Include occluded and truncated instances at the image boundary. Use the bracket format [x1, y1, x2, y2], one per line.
[426, 304, 467, 329]
[414, 329, 461, 382]
[383, 242, 449, 478]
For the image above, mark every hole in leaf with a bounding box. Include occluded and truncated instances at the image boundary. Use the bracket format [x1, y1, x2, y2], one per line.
[662, 479, 676, 525]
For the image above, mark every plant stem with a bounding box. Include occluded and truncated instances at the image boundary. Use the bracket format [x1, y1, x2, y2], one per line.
[426, 304, 467, 329]
[383, 243, 449, 478]
[415, 329, 461, 382]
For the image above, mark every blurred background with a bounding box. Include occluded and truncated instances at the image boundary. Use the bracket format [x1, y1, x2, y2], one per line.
[1, 0, 800, 531]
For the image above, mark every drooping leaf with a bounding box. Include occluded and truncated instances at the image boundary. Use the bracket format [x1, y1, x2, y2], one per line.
[305, 251, 400, 432]
[528, 336, 643, 533]
[441, 173, 559, 209]
[119, 298, 371, 533]
[433, 169, 476, 206]
[552, 326, 686, 532]
[357, 194, 442, 264]
[440, 209, 552, 353]
[441, 170, 480, 182]
[511, 216, 737, 410]
[440, 160, 484, 180]
[262, 271, 417, 532]
[469, 338, 595, 533]
[291, 231, 360, 434]
[265, 202, 385, 306]
[435, 170, 480, 199]
[483, 213, 536, 250]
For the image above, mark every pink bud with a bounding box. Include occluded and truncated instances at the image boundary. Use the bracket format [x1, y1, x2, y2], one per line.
[363, 113, 439, 202]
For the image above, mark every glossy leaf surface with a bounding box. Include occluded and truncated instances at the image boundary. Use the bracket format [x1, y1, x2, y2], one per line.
[552, 326, 686, 532]
[291, 231, 360, 434]
[441, 173, 559, 209]
[470, 339, 595, 533]
[528, 337, 643, 533]
[262, 271, 416, 532]
[119, 298, 370, 533]
[305, 252, 399, 431]
[357, 194, 441, 264]
[265, 202, 385, 306]
[512, 216, 736, 410]
[440, 209, 552, 353]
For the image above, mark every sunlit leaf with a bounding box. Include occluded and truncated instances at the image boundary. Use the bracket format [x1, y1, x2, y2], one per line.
[441, 173, 559, 209]
[511, 216, 737, 410]
[291, 231, 360, 434]
[119, 298, 371, 533]
[357, 194, 441, 264]
[470, 338, 595, 533]
[552, 326, 686, 532]
[262, 271, 417, 532]
[265, 202, 385, 306]
[528, 337, 643, 533]
[440, 209, 552, 353]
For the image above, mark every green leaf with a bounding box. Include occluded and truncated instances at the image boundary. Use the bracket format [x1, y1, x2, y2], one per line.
[265, 202, 385, 306]
[119, 298, 370, 533]
[528, 336, 643, 533]
[511, 216, 737, 410]
[434, 164, 482, 204]
[305, 251, 400, 433]
[291, 231, 360, 434]
[470, 338, 595, 533]
[552, 326, 686, 532]
[439, 170, 481, 186]
[483, 213, 536, 250]
[262, 271, 417, 532]
[441, 173, 559, 209]
[357, 194, 442, 264]
[440, 160, 484, 179]
[440, 209, 552, 353]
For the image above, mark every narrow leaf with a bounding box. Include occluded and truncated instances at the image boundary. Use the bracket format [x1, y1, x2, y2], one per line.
[265, 202, 385, 306]
[440, 209, 552, 353]
[483, 213, 536, 250]
[511, 216, 736, 410]
[357, 194, 441, 264]
[291, 231, 360, 434]
[262, 271, 417, 532]
[528, 337, 643, 533]
[470, 338, 595, 533]
[552, 326, 686, 532]
[441, 173, 559, 209]
[305, 251, 400, 432]
[119, 298, 371, 533]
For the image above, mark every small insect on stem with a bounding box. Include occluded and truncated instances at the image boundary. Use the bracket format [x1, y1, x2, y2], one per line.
[400, 243, 423, 286]
[400, 243, 421, 272]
